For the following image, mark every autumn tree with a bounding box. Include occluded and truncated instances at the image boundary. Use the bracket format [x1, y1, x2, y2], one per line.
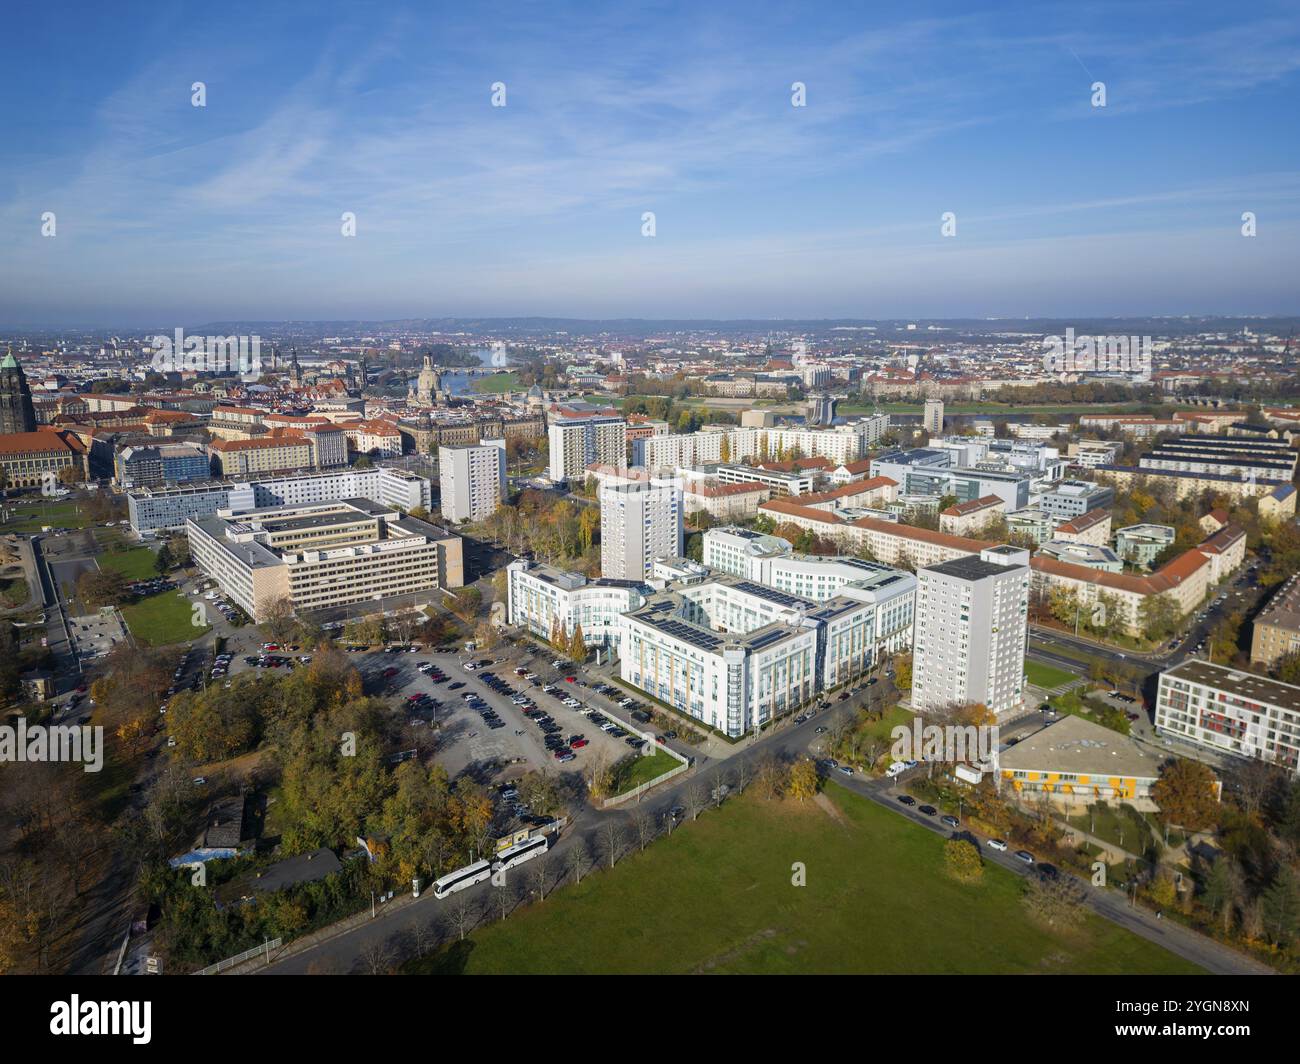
[1151, 758, 1220, 833]
[786, 758, 819, 802]
[567, 623, 586, 662]
[943, 839, 984, 884]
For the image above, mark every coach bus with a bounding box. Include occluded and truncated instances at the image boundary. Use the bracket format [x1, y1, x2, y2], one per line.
[432, 859, 492, 898]
[491, 835, 549, 873]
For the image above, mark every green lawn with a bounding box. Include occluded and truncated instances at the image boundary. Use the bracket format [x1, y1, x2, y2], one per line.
[0, 499, 89, 533]
[1025, 660, 1078, 689]
[1066, 804, 1182, 854]
[608, 748, 681, 794]
[472, 372, 523, 394]
[99, 546, 158, 581]
[121, 591, 209, 646]
[408, 783, 1201, 975]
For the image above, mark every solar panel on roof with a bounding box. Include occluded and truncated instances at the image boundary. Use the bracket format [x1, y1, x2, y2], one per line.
[654, 619, 723, 652]
[746, 628, 790, 650]
[733, 580, 804, 608]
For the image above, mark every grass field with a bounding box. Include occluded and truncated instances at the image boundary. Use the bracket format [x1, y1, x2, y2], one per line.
[121, 591, 208, 646]
[609, 748, 681, 794]
[1025, 660, 1079, 689]
[472, 372, 523, 393]
[0, 500, 89, 533]
[99, 547, 158, 581]
[407, 784, 1201, 975]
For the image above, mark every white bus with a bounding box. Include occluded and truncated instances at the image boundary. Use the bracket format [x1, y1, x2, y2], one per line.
[432, 859, 492, 899]
[491, 835, 549, 873]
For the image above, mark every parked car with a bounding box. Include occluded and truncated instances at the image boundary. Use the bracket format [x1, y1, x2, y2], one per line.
[896, 794, 916, 806]
[987, 838, 1008, 852]
[1014, 850, 1035, 865]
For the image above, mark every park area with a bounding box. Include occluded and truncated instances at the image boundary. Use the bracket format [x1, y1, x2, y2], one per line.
[121, 591, 209, 646]
[408, 784, 1200, 975]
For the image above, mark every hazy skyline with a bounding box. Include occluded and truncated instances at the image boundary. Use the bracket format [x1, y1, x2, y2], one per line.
[3, 1, 1299, 326]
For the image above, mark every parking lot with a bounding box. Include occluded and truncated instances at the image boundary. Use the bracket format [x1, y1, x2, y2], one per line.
[346, 650, 643, 781]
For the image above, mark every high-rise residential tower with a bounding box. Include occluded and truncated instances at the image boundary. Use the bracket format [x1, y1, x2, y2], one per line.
[912, 545, 1029, 718]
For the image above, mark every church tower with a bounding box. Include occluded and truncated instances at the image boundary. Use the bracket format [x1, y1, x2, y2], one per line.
[0, 351, 37, 434]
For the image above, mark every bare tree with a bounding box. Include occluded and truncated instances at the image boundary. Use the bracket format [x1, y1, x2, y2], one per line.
[447, 892, 480, 942]
[493, 880, 516, 922]
[754, 756, 785, 801]
[360, 938, 397, 975]
[631, 807, 657, 852]
[733, 758, 754, 795]
[684, 782, 709, 821]
[600, 819, 627, 868]
[410, 918, 438, 960]
[566, 837, 591, 885]
[528, 854, 552, 902]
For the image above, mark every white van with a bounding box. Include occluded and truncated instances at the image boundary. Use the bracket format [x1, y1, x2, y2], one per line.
[885, 761, 907, 778]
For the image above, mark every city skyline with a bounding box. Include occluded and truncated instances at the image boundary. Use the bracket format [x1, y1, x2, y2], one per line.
[4, 1, 1300, 326]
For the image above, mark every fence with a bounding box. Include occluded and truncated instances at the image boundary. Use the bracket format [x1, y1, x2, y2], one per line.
[602, 758, 690, 807]
[192, 937, 282, 975]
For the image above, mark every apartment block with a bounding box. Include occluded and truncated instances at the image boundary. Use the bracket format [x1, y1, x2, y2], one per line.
[600, 478, 683, 580]
[1156, 660, 1300, 776]
[912, 546, 1030, 719]
[439, 439, 506, 524]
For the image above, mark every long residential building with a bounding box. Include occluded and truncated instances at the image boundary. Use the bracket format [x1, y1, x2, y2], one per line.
[638, 419, 888, 473]
[1029, 524, 1247, 636]
[757, 497, 996, 568]
[1156, 660, 1300, 776]
[187, 500, 462, 622]
[1250, 573, 1300, 667]
[1094, 464, 1292, 504]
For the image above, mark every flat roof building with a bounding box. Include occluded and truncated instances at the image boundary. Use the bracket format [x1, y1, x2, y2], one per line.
[1156, 659, 1300, 776]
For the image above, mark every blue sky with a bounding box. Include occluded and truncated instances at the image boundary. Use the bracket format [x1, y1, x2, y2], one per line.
[2, 0, 1299, 326]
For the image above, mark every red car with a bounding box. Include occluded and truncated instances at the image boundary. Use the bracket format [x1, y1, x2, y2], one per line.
[570, 738, 589, 749]
[565, 676, 576, 683]
[383, 667, 398, 678]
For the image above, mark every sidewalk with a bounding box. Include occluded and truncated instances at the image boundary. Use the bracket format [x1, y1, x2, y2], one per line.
[222, 891, 425, 974]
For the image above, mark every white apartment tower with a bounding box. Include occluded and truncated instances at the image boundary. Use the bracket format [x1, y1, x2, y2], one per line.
[912, 545, 1029, 719]
[600, 478, 683, 580]
[548, 415, 628, 482]
[923, 398, 945, 435]
[439, 439, 506, 524]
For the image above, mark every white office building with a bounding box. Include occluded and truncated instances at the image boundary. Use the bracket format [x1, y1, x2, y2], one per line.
[439, 439, 506, 524]
[127, 466, 432, 533]
[506, 559, 652, 653]
[600, 478, 683, 580]
[912, 545, 1030, 719]
[702, 527, 916, 657]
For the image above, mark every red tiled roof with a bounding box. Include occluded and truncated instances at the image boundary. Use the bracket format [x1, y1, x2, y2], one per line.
[941, 494, 1003, 518]
[1055, 507, 1110, 534]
